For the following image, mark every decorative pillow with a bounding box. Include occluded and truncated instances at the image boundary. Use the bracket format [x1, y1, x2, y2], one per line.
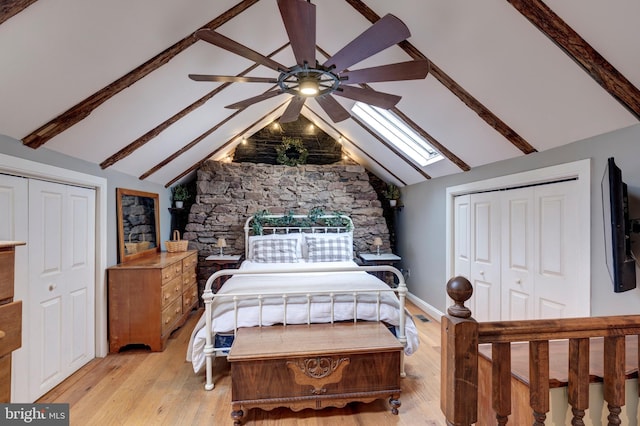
[305, 235, 353, 262]
[251, 238, 299, 263]
[248, 233, 302, 261]
[301, 231, 353, 259]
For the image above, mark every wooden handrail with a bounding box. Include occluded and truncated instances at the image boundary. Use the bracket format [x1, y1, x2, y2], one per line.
[441, 276, 638, 426]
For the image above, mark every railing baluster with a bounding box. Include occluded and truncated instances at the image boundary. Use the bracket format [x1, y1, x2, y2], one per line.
[529, 340, 549, 425]
[604, 335, 625, 426]
[568, 337, 589, 425]
[492, 342, 511, 425]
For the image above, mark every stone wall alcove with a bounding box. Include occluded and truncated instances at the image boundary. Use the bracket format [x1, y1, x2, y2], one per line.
[184, 159, 392, 294]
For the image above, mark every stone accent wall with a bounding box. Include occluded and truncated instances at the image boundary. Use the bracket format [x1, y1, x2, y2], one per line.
[184, 160, 391, 294]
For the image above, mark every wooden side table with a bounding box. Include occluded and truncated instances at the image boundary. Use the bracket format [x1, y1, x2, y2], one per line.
[203, 254, 242, 293]
[358, 253, 401, 287]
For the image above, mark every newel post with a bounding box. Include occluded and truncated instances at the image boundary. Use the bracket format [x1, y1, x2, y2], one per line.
[441, 276, 479, 426]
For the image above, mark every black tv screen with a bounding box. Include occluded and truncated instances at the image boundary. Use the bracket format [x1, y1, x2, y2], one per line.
[602, 157, 636, 292]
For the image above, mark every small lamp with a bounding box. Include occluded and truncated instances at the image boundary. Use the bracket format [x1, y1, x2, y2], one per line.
[373, 237, 383, 256]
[216, 238, 227, 256]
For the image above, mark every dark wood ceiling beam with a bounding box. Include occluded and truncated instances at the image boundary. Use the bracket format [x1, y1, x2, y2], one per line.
[301, 106, 408, 185]
[344, 0, 537, 156]
[508, 0, 640, 121]
[165, 101, 289, 187]
[0, 0, 37, 25]
[22, 0, 260, 149]
[102, 42, 289, 170]
[390, 106, 470, 172]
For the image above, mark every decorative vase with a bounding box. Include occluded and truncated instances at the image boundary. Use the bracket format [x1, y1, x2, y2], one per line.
[175, 201, 184, 209]
[389, 199, 397, 207]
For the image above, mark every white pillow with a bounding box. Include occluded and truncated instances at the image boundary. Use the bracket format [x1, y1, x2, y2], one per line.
[248, 233, 303, 261]
[301, 231, 353, 259]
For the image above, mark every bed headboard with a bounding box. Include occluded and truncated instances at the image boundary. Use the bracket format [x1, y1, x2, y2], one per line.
[244, 213, 354, 259]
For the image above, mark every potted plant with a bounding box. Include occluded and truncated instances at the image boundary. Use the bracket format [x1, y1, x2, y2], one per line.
[171, 184, 190, 208]
[383, 183, 400, 207]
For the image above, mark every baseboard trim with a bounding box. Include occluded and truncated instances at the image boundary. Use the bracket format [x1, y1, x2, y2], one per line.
[407, 292, 443, 323]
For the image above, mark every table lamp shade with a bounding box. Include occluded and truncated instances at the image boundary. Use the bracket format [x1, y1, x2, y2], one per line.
[373, 237, 383, 247]
[216, 237, 227, 255]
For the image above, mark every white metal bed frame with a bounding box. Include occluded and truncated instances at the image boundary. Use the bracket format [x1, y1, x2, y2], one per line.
[200, 214, 408, 390]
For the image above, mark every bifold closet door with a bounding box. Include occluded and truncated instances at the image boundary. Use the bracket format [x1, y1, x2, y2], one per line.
[27, 179, 96, 401]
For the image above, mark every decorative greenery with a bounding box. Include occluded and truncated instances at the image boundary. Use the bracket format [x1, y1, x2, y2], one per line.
[171, 184, 190, 202]
[276, 136, 308, 166]
[250, 208, 353, 235]
[382, 183, 400, 200]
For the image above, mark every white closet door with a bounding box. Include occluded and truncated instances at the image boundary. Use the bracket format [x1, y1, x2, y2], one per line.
[453, 194, 471, 280]
[534, 180, 582, 319]
[28, 180, 95, 401]
[501, 188, 535, 321]
[469, 192, 501, 322]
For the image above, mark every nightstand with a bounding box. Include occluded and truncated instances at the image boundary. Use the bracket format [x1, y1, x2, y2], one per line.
[358, 253, 402, 287]
[203, 254, 242, 293]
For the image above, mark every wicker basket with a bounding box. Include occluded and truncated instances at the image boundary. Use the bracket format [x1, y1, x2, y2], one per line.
[165, 230, 188, 253]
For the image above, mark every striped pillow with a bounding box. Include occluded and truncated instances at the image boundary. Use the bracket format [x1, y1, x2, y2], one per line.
[306, 235, 352, 262]
[252, 238, 299, 263]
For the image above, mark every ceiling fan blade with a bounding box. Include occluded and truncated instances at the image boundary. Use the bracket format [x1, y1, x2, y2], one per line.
[323, 14, 410, 73]
[278, 0, 316, 67]
[195, 29, 289, 73]
[189, 74, 278, 83]
[334, 86, 401, 109]
[341, 60, 429, 84]
[225, 91, 285, 109]
[279, 96, 306, 123]
[315, 95, 351, 123]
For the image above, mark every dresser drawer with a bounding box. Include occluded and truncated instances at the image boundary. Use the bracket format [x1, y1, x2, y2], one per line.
[182, 253, 197, 271]
[0, 354, 10, 403]
[161, 276, 182, 308]
[182, 284, 198, 311]
[160, 262, 182, 283]
[161, 297, 182, 335]
[0, 301, 22, 358]
[0, 250, 14, 301]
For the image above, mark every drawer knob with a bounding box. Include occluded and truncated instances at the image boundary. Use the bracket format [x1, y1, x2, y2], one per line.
[0, 330, 5, 339]
[175, 307, 180, 314]
[164, 294, 169, 300]
[49, 284, 56, 291]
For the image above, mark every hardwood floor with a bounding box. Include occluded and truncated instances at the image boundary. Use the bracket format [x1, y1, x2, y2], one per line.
[38, 301, 446, 425]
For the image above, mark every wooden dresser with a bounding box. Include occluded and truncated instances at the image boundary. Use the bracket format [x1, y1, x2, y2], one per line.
[227, 322, 402, 424]
[108, 250, 198, 352]
[0, 241, 25, 403]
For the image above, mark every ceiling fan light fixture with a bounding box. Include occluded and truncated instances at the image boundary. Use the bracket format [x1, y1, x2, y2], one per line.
[299, 78, 319, 96]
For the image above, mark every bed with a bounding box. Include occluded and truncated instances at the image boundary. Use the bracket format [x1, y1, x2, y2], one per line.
[186, 213, 419, 400]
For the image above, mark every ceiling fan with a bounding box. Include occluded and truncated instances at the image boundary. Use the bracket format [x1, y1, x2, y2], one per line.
[189, 0, 429, 123]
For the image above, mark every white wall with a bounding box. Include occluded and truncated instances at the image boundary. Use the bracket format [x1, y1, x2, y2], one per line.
[0, 134, 171, 267]
[399, 123, 640, 318]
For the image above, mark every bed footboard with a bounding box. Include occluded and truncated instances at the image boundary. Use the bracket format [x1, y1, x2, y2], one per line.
[201, 265, 409, 391]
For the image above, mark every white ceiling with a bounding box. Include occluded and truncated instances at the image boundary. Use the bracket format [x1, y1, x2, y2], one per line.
[0, 0, 638, 187]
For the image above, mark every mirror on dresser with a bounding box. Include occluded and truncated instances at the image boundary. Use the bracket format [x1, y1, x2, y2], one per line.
[116, 188, 161, 263]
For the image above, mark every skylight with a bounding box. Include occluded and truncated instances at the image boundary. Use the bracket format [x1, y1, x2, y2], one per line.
[351, 102, 442, 167]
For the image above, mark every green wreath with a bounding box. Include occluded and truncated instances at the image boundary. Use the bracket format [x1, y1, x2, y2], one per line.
[276, 137, 308, 166]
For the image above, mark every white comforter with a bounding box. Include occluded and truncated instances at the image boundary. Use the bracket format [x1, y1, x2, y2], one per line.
[186, 260, 419, 373]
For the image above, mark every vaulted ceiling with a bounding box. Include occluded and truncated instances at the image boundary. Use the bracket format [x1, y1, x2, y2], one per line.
[1, 0, 638, 188]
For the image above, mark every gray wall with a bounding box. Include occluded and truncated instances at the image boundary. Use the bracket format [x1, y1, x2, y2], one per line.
[0, 134, 171, 267]
[398, 123, 640, 317]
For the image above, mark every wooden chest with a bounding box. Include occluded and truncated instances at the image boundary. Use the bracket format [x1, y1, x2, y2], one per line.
[0, 242, 25, 403]
[227, 322, 403, 424]
[108, 250, 198, 352]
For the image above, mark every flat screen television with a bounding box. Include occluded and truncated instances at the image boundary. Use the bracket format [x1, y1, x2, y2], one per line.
[602, 157, 636, 292]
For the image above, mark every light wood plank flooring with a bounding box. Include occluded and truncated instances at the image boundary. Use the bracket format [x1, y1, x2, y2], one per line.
[38, 301, 446, 425]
